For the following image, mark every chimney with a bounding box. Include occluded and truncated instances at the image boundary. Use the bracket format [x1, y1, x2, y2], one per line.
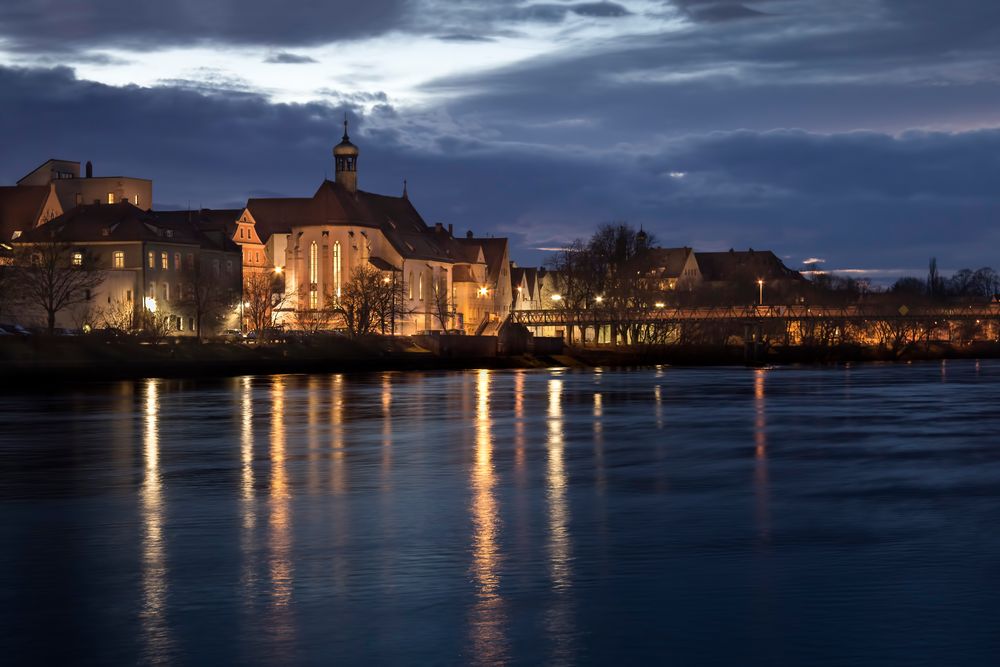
[435, 222, 444, 234]
[85, 161, 93, 178]
[466, 230, 473, 239]
[448, 223, 453, 236]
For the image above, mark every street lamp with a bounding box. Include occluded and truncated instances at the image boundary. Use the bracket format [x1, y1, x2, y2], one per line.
[551, 294, 562, 302]
[274, 265, 283, 274]
[654, 302, 665, 309]
[757, 279, 764, 306]
[595, 295, 603, 304]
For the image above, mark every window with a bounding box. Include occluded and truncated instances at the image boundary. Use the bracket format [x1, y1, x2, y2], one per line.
[333, 241, 342, 298]
[176, 284, 182, 302]
[418, 272, 424, 301]
[134, 194, 139, 206]
[113, 251, 125, 268]
[174, 252, 181, 270]
[186, 253, 194, 270]
[226, 260, 233, 274]
[162, 283, 170, 301]
[161, 252, 169, 270]
[239, 228, 244, 239]
[310, 288, 318, 310]
[148, 282, 155, 299]
[176, 316, 182, 331]
[107, 192, 115, 205]
[71, 252, 83, 267]
[188, 317, 195, 331]
[309, 241, 318, 285]
[75, 193, 82, 206]
[126, 289, 133, 302]
[408, 272, 414, 300]
[213, 260, 220, 277]
[148, 251, 155, 269]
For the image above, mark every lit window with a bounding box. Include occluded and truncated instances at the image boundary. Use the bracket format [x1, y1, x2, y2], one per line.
[148, 251, 155, 269]
[333, 241, 342, 298]
[418, 272, 424, 300]
[310, 288, 318, 310]
[134, 194, 139, 206]
[174, 252, 181, 270]
[408, 272, 414, 300]
[161, 252, 169, 270]
[71, 252, 83, 267]
[309, 241, 318, 285]
[107, 192, 115, 205]
[113, 251, 125, 268]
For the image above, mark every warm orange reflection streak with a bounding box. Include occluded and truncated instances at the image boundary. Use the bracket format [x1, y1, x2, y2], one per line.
[546, 378, 570, 586]
[331, 374, 346, 497]
[240, 377, 258, 607]
[307, 376, 321, 495]
[381, 373, 393, 491]
[241, 377, 255, 529]
[546, 377, 573, 664]
[593, 393, 606, 492]
[469, 370, 507, 665]
[654, 384, 663, 429]
[141, 379, 171, 659]
[753, 370, 770, 543]
[514, 372, 525, 470]
[269, 378, 294, 618]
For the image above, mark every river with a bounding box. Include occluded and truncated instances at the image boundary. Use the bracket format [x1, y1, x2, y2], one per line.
[2, 361, 999, 665]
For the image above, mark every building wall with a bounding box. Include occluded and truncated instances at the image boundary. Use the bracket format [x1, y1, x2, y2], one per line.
[55, 177, 153, 211]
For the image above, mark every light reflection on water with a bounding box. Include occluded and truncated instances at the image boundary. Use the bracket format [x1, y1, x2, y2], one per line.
[3, 362, 1000, 665]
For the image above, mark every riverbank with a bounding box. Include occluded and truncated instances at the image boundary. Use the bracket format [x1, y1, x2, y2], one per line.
[2, 337, 997, 383]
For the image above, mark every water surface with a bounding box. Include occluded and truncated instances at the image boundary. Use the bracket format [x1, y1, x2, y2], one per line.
[2, 362, 999, 665]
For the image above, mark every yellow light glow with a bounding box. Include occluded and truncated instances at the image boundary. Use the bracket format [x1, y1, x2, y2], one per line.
[274, 265, 283, 274]
[478, 286, 489, 297]
[551, 294, 562, 302]
[654, 302, 665, 309]
[144, 296, 157, 312]
[595, 296, 603, 303]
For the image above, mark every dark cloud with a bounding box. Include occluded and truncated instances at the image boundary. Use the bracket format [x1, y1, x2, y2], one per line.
[264, 52, 319, 64]
[0, 0, 408, 51]
[3, 64, 999, 277]
[436, 34, 497, 43]
[673, 1, 769, 22]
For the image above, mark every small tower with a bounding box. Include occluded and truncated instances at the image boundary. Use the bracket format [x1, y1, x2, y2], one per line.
[636, 225, 649, 254]
[333, 114, 359, 193]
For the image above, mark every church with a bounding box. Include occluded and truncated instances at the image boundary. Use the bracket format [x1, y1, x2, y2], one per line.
[241, 119, 512, 335]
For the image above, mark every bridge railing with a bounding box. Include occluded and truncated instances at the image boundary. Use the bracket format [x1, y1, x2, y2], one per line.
[511, 303, 1000, 326]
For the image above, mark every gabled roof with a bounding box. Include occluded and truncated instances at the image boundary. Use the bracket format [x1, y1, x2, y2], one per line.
[629, 247, 695, 279]
[456, 236, 508, 284]
[0, 186, 57, 242]
[695, 249, 803, 283]
[155, 209, 243, 251]
[14, 203, 239, 253]
[248, 180, 456, 262]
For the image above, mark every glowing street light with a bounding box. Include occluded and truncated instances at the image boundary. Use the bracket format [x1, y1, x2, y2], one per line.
[595, 295, 604, 304]
[144, 296, 157, 313]
[274, 265, 283, 274]
[654, 302, 665, 309]
[478, 286, 489, 297]
[551, 293, 562, 302]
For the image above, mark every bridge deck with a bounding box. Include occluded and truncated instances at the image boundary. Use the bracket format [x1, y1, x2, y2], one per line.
[511, 304, 1000, 327]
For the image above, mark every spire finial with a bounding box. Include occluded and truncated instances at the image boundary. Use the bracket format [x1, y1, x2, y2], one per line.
[403, 178, 408, 199]
[343, 113, 349, 141]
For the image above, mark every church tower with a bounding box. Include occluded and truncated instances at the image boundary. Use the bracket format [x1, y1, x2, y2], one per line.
[334, 115, 359, 193]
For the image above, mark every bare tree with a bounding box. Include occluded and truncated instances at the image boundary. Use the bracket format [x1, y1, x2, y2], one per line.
[336, 264, 396, 337]
[430, 272, 453, 330]
[96, 296, 136, 331]
[244, 270, 289, 338]
[10, 238, 104, 334]
[185, 260, 237, 340]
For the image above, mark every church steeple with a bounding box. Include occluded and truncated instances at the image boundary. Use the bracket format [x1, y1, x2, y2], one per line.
[333, 114, 359, 193]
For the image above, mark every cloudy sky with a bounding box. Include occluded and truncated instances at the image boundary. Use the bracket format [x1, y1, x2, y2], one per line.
[3, 0, 1000, 277]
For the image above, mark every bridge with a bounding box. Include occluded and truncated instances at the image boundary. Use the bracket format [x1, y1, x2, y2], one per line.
[511, 303, 1000, 327]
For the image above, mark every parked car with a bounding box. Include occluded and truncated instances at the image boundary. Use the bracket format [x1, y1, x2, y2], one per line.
[219, 329, 244, 343]
[0, 323, 31, 336]
[445, 329, 466, 336]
